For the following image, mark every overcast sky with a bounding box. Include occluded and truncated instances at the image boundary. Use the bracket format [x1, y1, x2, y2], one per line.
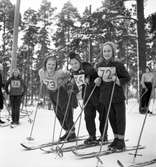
[10, 0, 156, 17]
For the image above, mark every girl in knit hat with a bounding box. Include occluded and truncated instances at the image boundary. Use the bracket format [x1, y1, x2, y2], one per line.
[38, 56, 78, 141]
[68, 52, 105, 145]
[94, 41, 130, 150]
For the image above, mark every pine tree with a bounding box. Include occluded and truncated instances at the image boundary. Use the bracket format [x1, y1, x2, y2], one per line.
[52, 1, 80, 66]
[0, 0, 16, 80]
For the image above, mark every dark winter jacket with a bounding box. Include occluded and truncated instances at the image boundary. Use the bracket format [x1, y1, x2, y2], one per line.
[96, 60, 130, 104]
[5, 76, 26, 96]
[71, 62, 100, 106]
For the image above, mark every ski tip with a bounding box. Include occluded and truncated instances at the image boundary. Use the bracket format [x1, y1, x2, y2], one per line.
[71, 149, 77, 155]
[20, 143, 27, 148]
[20, 143, 31, 150]
[96, 155, 103, 164]
[117, 160, 125, 167]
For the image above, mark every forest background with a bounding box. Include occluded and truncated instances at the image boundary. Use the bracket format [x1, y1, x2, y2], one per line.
[0, 0, 156, 105]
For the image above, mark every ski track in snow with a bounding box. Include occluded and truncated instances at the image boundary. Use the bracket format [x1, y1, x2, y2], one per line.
[0, 98, 156, 167]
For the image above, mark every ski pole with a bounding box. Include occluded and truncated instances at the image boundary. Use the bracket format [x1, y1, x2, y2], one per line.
[56, 85, 96, 157]
[25, 104, 33, 124]
[21, 95, 33, 123]
[139, 88, 148, 111]
[96, 81, 116, 167]
[20, 95, 25, 113]
[49, 83, 75, 153]
[128, 88, 148, 114]
[57, 85, 74, 142]
[132, 89, 153, 163]
[3, 95, 11, 121]
[75, 85, 87, 147]
[55, 101, 84, 157]
[26, 100, 40, 141]
[140, 88, 148, 100]
[51, 88, 60, 146]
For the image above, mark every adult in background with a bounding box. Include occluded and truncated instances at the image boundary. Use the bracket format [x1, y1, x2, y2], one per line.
[0, 63, 5, 124]
[140, 66, 154, 114]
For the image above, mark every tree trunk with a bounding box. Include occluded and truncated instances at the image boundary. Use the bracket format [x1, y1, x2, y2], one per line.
[137, 0, 146, 74]
[136, 0, 146, 109]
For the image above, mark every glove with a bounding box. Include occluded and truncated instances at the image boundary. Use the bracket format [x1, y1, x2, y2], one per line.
[112, 75, 120, 86]
[85, 78, 90, 85]
[94, 77, 101, 86]
[142, 85, 146, 89]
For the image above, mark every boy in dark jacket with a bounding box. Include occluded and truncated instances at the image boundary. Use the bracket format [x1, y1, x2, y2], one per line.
[94, 42, 130, 150]
[5, 69, 26, 125]
[69, 52, 107, 145]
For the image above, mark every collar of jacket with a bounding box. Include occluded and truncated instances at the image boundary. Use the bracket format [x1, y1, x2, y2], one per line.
[99, 59, 113, 66]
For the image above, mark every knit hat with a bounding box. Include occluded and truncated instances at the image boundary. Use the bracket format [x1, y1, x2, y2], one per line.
[102, 41, 117, 58]
[68, 52, 81, 63]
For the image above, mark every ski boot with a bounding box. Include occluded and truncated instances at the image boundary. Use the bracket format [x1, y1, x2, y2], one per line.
[84, 136, 98, 145]
[59, 131, 76, 141]
[113, 139, 126, 151]
[108, 138, 118, 150]
[0, 119, 5, 124]
[66, 132, 76, 141]
[59, 131, 68, 141]
[98, 135, 108, 143]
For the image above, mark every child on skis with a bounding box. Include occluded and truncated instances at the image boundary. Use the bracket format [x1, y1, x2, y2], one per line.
[5, 69, 26, 125]
[38, 56, 78, 141]
[140, 66, 154, 114]
[68, 52, 108, 145]
[94, 42, 130, 150]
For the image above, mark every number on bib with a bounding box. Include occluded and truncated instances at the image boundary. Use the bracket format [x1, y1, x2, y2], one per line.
[11, 80, 21, 88]
[74, 74, 85, 87]
[98, 67, 116, 82]
[43, 79, 57, 90]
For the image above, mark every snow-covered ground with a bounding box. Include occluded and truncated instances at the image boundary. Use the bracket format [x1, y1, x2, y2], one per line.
[0, 98, 156, 167]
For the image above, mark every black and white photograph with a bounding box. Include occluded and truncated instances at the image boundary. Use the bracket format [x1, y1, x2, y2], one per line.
[0, 0, 156, 166]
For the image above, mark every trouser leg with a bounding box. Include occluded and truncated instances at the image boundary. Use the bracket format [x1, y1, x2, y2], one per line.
[84, 103, 96, 137]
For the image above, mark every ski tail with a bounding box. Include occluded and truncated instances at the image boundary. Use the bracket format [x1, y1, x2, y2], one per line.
[117, 160, 125, 167]
[73, 145, 145, 159]
[117, 158, 156, 167]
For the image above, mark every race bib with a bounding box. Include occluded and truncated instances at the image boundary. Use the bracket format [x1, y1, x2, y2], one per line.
[74, 74, 85, 87]
[98, 67, 116, 82]
[43, 79, 57, 90]
[11, 80, 21, 88]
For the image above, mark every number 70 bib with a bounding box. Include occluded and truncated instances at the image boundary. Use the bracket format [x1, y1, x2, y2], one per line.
[98, 67, 116, 82]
